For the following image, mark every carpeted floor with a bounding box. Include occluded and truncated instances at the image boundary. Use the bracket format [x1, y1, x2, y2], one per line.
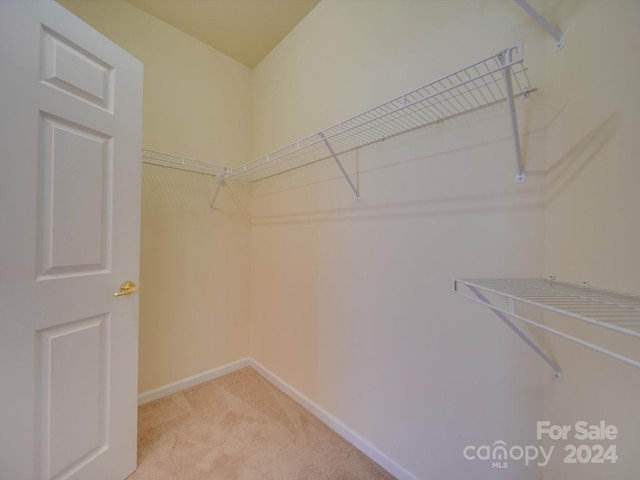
[127, 367, 396, 480]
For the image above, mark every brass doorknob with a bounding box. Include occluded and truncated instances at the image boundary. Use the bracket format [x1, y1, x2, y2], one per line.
[113, 280, 139, 297]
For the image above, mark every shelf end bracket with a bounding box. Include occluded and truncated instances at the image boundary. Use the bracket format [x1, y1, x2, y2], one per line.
[319, 132, 360, 201]
[458, 282, 563, 381]
[209, 174, 225, 213]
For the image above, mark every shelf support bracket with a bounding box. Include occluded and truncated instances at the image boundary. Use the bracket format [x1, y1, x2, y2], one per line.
[319, 132, 360, 201]
[513, 0, 565, 51]
[499, 47, 526, 183]
[209, 174, 225, 213]
[464, 284, 563, 381]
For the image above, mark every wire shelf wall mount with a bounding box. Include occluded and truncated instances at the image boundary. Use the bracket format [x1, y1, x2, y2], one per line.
[454, 278, 640, 380]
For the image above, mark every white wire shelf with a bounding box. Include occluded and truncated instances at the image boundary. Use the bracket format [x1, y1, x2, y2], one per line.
[454, 278, 640, 376]
[141, 44, 531, 209]
[229, 43, 531, 184]
[142, 149, 231, 177]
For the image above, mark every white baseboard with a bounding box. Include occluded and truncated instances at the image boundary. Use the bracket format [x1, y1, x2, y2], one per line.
[250, 360, 419, 480]
[137, 357, 252, 405]
[138, 357, 418, 480]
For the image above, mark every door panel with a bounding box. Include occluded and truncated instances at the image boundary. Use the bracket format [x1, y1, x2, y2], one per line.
[38, 315, 109, 479]
[38, 113, 112, 278]
[41, 26, 115, 111]
[0, 1, 142, 479]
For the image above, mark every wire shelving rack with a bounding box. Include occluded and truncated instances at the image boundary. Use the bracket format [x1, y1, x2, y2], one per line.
[229, 43, 531, 192]
[141, 43, 531, 207]
[141, 149, 231, 177]
[454, 278, 640, 379]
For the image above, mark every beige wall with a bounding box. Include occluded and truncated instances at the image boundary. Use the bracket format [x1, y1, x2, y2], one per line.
[57, 0, 252, 393]
[541, 2, 640, 479]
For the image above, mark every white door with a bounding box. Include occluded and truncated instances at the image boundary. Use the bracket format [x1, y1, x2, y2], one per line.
[0, 1, 142, 479]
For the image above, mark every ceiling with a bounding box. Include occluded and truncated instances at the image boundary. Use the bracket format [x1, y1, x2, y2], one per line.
[126, 0, 321, 68]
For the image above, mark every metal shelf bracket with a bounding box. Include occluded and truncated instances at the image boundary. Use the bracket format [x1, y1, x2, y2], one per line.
[498, 44, 527, 183]
[459, 281, 563, 381]
[514, 0, 565, 51]
[319, 132, 360, 201]
[209, 174, 225, 213]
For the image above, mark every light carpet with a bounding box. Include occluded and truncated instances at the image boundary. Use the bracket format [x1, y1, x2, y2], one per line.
[127, 367, 396, 480]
